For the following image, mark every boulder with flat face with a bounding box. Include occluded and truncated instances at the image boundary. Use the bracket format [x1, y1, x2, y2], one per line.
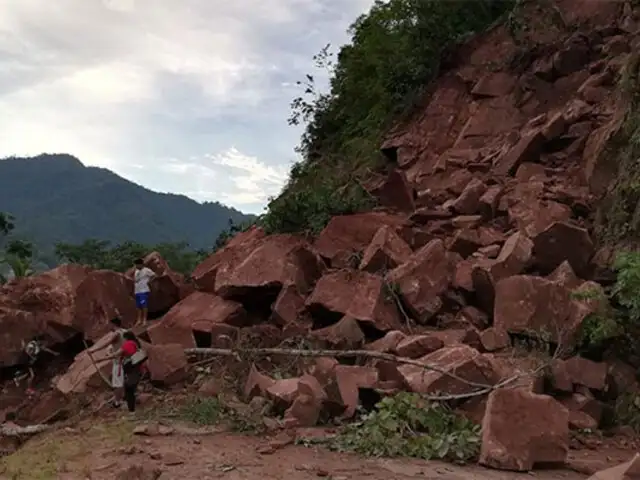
[480, 389, 569, 471]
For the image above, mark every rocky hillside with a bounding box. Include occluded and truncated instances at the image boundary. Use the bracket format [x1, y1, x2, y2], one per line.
[2, 1, 640, 477]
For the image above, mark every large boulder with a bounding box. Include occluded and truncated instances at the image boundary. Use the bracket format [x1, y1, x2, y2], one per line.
[54, 332, 114, 394]
[493, 275, 602, 345]
[147, 292, 247, 347]
[74, 270, 138, 340]
[587, 453, 640, 480]
[306, 270, 402, 332]
[398, 345, 497, 395]
[192, 226, 266, 293]
[480, 389, 569, 471]
[314, 212, 409, 266]
[386, 239, 455, 323]
[214, 234, 325, 299]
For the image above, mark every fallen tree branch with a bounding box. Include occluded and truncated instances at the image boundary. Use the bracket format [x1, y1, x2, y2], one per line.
[0, 424, 51, 437]
[184, 346, 552, 401]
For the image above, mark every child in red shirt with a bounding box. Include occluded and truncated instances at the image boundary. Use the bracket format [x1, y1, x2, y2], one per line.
[110, 331, 147, 413]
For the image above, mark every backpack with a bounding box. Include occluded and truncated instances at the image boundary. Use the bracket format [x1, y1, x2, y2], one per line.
[123, 344, 147, 369]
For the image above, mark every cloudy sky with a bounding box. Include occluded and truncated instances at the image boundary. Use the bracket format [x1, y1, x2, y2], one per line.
[0, 0, 376, 214]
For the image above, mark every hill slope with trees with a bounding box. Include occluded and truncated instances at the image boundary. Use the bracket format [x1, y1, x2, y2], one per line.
[0, 154, 253, 264]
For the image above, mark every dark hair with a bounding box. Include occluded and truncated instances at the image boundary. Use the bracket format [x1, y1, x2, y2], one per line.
[110, 317, 122, 327]
[134, 258, 144, 266]
[123, 331, 141, 348]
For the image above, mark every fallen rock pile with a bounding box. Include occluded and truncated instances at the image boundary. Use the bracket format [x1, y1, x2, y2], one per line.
[3, 0, 640, 474]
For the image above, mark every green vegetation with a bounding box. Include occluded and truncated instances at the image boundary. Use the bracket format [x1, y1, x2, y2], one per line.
[178, 396, 265, 433]
[0, 214, 36, 282]
[55, 239, 208, 275]
[594, 53, 640, 244]
[0, 153, 253, 266]
[331, 393, 480, 463]
[260, 0, 514, 235]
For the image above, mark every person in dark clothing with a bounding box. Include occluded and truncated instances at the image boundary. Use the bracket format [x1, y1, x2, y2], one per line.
[107, 331, 147, 414]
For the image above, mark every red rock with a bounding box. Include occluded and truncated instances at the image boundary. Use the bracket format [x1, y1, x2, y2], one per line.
[456, 306, 489, 330]
[451, 215, 483, 229]
[283, 375, 327, 427]
[146, 343, 188, 385]
[266, 378, 300, 408]
[493, 275, 596, 345]
[449, 229, 483, 258]
[478, 244, 501, 258]
[306, 270, 401, 332]
[198, 378, 221, 396]
[569, 411, 598, 430]
[471, 72, 516, 98]
[325, 365, 378, 418]
[410, 207, 453, 223]
[472, 232, 533, 313]
[74, 270, 138, 340]
[367, 169, 415, 212]
[565, 356, 608, 390]
[271, 285, 305, 327]
[428, 328, 481, 349]
[561, 392, 602, 427]
[386, 239, 454, 323]
[310, 316, 365, 349]
[479, 185, 504, 219]
[582, 111, 624, 196]
[0, 306, 46, 366]
[314, 212, 408, 265]
[365, 330, 406, 353]
[359, 225, 412, 273]
[398, 345, 497, 395]
[395, 335, 444, 359]
[480, 328, 510, 352]
[553, 39, 590, 77]
[533, 221, 594, 276]
[549, 360, 573, 393]
[308, 357, 339, 387]
[542, 111, 568, 140]
[493, 131, 545, 177]
[116, 464, 163, 480]
[508, 200, 572, 238]
[587, 453, 640, 479]
[547, 261, 582, 289]
[244, 364, 275, 399]
[148, 292, 246, 347]
[515, 163, 546, 181]
[54, 336, 113, 394]
[215, 234, 324, 298]
[480, 389, 569, 472]
[451, 178, 487, 214]
[192, 226, 266, 293]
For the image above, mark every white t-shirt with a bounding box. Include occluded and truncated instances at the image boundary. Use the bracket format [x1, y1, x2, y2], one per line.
[134, 267, 155, 294]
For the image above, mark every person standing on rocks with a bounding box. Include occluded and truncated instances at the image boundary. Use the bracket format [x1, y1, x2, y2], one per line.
[133, 258, 155, 327]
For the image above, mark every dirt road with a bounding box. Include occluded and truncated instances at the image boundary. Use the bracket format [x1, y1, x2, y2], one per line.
[1, 417, 608, 480]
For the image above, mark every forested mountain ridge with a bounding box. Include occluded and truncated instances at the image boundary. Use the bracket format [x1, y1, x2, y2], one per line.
[0, 154, 253, 264]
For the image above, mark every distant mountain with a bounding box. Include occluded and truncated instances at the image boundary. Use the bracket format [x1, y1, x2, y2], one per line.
[0, 154, 254, 264]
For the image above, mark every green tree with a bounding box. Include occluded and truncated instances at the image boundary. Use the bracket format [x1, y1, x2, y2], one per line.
[55, 239, 208, 275]
[213, 218, 256, 252]
[262, 0, 513, 234]
[0, 212, 14, 236]
[0, 215, 36, 282]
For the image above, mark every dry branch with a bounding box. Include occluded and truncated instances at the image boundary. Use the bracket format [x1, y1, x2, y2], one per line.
[0, 424, 50, 437]
[185, 345, 555, 401]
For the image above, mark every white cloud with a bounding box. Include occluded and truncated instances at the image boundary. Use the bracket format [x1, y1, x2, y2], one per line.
[0, 0, 376, 214]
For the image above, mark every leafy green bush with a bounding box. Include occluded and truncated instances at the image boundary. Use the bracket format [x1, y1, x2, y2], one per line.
[261, 0, 515, 235]
[331, 392, 480, 463]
